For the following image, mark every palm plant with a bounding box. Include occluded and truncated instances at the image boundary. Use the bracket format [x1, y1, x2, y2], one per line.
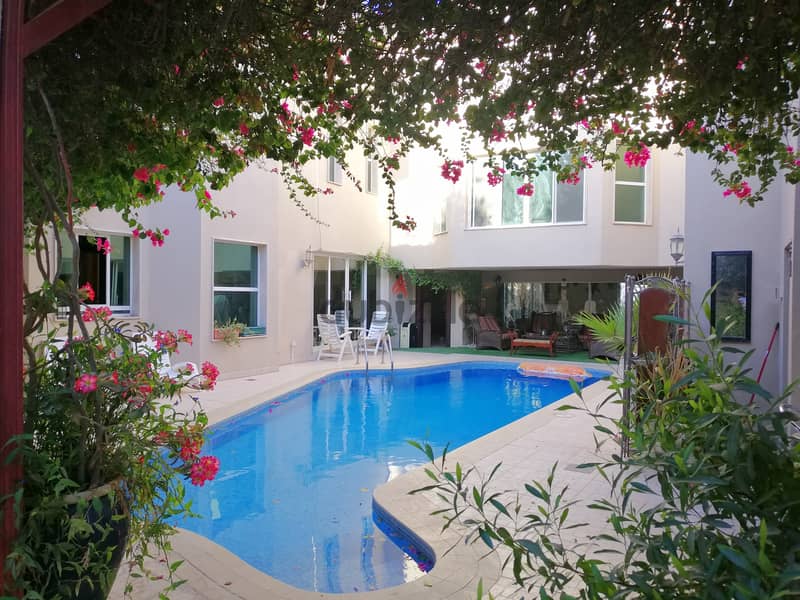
[572, 302, 631, 353]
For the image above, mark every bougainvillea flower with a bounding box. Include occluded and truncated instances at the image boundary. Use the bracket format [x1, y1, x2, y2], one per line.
[516, 183, 535, 196]
[133, 167, 149, 182]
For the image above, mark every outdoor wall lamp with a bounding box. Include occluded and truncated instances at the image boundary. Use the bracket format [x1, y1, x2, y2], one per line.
[669, 228, 685, 265]
[303, 246, 314, 268]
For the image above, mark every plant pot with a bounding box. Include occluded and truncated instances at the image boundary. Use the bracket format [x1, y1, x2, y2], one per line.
[59, 480, 130, 600]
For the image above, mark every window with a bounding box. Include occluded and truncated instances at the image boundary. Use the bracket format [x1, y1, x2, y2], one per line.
[59, 233, 132, 313]
[614, 157, 646, 223]
[433, 195, 447, 234]
[470, 162, 584, 228]
[327, 157, 343, 185]
[710, 250, 751, 342]
[213, 241, 265, 335]
[365, 158, 378, 194]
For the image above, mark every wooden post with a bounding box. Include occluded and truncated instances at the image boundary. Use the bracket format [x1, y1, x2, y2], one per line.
[1, 0, 111, 590]
[0, 0, 25, 591]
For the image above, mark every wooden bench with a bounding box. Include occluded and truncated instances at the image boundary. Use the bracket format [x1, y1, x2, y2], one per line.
[510, 332, 559, 356]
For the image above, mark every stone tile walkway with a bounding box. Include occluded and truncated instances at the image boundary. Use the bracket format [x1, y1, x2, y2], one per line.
[110, 352, 619, 599]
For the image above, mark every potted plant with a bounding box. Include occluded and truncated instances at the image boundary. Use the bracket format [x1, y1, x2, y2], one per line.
[4, 284, 221, 599]
[213, 319, 246, 346]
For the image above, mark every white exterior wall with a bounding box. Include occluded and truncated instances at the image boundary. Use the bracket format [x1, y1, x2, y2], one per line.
[389, 146, 685, 271]
[275, 154, 391, 365]
[72, 154, 390, 378]
[683, 152, 794, 397]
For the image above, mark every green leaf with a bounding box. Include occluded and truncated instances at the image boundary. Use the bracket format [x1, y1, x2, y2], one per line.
[717, 545, 754, 572]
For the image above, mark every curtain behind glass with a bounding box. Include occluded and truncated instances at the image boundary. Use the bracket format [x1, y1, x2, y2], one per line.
[527, 171, 553, 224]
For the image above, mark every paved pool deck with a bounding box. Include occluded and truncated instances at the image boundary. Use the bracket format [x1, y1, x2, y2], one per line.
[110, 351, 620, 600]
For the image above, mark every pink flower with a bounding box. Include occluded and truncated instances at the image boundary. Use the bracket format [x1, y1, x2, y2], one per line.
[300, 126, 315, 146]
[212, 97, 225, 108]
[516, 183, 534, 196]
[163, 228, 170, 236]
[440, 159, 465, 183]
[190, 456, 220, 486]
[563, 171, 581, 185]
[133, 167, 150, 182]
[736, 56, 748, 71]
[201, 361, 220, 389]
[239, 122, 250, 136]
[579, 155, 592, 169]
[74, 373, 98, 394]
[487, 168, 505, 187]
[723, 181, 752, 200]
[96, 237, 112, 255]
[172, 64, 180, 75]
[292, 64, 299, 81]
[204, 190, 212, 200]
[681, 119, 697, 135]
[79, 282, 95, 302]
[623, 143, 651, 168]
[722, 143, 743, 155]
[489, 122, 507, 142]
[154, 330, 179, 352]
[611, 121, 625, 135]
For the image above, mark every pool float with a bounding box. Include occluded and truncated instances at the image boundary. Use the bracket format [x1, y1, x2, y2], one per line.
[517, 362, 591, 381]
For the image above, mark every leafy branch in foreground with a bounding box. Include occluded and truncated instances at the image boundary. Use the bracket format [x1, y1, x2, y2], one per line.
[412, 298, 800, 599]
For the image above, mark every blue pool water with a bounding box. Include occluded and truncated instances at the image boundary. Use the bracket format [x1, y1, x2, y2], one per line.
[178, 362, 601, 593]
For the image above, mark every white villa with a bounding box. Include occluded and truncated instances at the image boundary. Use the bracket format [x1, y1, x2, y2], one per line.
[46, 138, 799, 401]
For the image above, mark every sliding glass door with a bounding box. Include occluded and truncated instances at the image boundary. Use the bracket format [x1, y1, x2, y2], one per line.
[312, 256, 378, 345]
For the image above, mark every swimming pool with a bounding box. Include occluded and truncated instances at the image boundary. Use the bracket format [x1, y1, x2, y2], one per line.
[178, 361, 601, 593]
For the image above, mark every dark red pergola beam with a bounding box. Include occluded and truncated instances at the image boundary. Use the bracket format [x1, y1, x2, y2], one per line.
[23, 0, 112, 57]
[1, 0, 110, 592]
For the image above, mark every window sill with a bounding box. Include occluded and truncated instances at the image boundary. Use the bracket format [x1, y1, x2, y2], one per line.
[465, 221, 587, 231]
[212, 326, 267, 342]
[56, 310, 137, 321]
[612, 221, 651, 226]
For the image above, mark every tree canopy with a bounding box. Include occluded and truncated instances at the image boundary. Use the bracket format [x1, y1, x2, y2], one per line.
[24, 0, 800, 239]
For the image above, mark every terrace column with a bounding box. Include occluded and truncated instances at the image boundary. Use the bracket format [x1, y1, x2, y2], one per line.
[0, 0, 25, 590]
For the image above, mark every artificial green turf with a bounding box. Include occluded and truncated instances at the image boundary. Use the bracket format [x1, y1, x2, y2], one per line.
[395, 345, 612, 364]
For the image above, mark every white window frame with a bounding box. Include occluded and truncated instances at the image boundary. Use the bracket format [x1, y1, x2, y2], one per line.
[433, 195, 447, 234]
[613, 161, 649, 225]
[365, 158, 378, 194]
[468, 164, 586, 229]
[211, 239, 267, 338]
[60, 231, 134, 315]
[327, 157, 343, 185]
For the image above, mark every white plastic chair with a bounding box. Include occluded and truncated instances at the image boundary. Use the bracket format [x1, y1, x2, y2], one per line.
[357, 311, 390, 356]
[334, 309, 348, 336]
[135, 336, 198, 381]
[316, 314, 356, 362]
